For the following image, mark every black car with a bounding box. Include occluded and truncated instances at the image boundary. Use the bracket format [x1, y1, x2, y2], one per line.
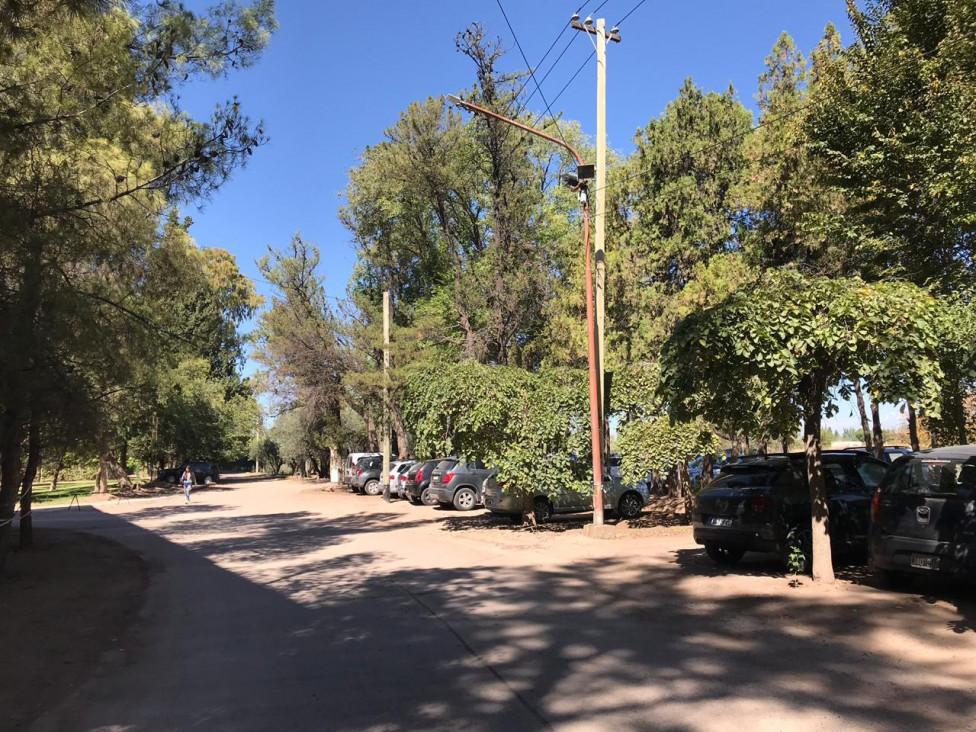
[351, 455, 384, 495]
[692, 451, 888, 570]
[870, 446, 976, 585]
[402, 458, 450, 506]
[159, 461, 220, 485]
[843, 445, 913, 463]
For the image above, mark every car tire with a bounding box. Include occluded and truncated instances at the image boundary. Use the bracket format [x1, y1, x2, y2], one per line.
[408, 495, 421, 506]
[364, 479, 381, 496]
[533, 497, 553, 524]
[165, 474, 177, 484]
[204, 476, 214, 486]
[453, 487, 477, 511]
[617, 491, 643, 520]
[420, 487, 438, 506]
[704, 542, 746, 565]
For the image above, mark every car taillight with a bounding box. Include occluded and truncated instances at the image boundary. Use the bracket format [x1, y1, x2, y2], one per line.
[748, 496, 774, 513]
[357, 466, 363, 476]
[416, 469, 424, 481]
[871, 489, 880, 522]
[444, 472, 455, 483]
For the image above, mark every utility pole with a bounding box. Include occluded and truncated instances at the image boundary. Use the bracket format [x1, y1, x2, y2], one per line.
[381, 290, 392, 502]
[572, 14, 620, 478]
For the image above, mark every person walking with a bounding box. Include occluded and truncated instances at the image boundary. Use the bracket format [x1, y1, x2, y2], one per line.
[181, 465, 194, 504]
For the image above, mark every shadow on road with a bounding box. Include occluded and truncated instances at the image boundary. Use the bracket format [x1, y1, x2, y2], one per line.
[32, 504, 976, 731]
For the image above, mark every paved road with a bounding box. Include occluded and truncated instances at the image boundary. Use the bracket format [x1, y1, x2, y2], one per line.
[31, 477, 976, 731]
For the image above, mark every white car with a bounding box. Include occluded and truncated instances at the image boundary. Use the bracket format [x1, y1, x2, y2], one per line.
[390, 460, 416, 496]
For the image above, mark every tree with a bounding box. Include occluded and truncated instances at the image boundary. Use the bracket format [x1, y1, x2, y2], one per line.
[660, 270, 944, 582]
[403, 362, 591, 522]
[0, 0, 274, 554]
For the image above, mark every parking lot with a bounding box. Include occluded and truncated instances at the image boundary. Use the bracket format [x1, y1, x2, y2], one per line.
[25, 476, 976, 731]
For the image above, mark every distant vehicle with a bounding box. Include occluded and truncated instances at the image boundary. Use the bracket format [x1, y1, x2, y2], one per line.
[402, 458, 452, 506]
[342, 452, 381, 486]
[483, 475, 648, 523]
[350, 455, 384, 495]
[688, 450, 737, 485]
[870, 446, 976, 585]
[390, 460, 416, 497]
[843, 446, 913, 464]
[159, 462, 220, 485]
[430, 460, 493, 511]
[692, 451, 888, 570]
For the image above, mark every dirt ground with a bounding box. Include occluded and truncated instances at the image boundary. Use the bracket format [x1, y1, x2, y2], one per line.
[0, 530, 148, 731]
[11, 477, 976, 730]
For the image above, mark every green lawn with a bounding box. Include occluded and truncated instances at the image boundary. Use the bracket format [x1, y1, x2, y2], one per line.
[29, 480, 122, 507]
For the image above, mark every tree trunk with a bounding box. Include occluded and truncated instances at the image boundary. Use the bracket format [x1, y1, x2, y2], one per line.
[19, 420, 41, 549]
[93, 450, 133, 494]
[365, 410, 379, 452]
[0, 414, 26, 570]
[758, 439, 768, 456]
[49, 450, 65, 491]
[781, 438, 790, 454]
[853, 377, 873, 450]
[907, 403, 920, 452]
[119, 439, 129, 475]
[951, 384, 968, 445]
[870, 398, 885, 460]
[392, 405, 409, 460]
[803, 379, 834, 583]
[702, 453, 715, 484]
[329, 444, 342, 483]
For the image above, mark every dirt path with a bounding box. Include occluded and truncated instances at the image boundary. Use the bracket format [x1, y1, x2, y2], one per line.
[0, 530, 148, 731]
[19, 477, 976, 731]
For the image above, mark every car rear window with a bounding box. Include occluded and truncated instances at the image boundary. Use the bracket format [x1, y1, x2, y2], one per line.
[712, 466, 781, 488]
[889, 458, 976, 499]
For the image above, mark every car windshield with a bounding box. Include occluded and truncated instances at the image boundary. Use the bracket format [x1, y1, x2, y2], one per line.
[892, 458, 976, 498]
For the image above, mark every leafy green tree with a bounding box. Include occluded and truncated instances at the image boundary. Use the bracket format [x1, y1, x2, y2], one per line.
[0, 0, 274, 552]
[660, 270, 944, 581]
[403, 362, 591, 521]
[250, 436, 283, 475]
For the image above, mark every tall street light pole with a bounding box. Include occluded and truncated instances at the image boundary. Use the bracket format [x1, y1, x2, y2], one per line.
[445, 94, 606, 525]
[572, 14, 620, 468]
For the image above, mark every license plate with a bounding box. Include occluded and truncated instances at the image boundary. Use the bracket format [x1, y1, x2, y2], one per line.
[910, 554, 939, 570]
[709, 517, 733, 527]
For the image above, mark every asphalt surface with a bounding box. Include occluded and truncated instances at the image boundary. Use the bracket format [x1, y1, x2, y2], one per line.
[28, 476, 976, 731]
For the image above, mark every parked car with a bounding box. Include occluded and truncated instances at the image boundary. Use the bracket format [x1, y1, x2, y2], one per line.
[402, 458, 451, 506]
[688, 450, 737, 485]
[692, 451, 888, 570]
[430, 460, 493, 511]
[350, 455, 384, 495]
[870, 446, 976, 585]
[843, 445, 913, 464]
[483, 474, 649, 523]
[158, 461, 220, 485]
[342, 452, 381, 486]
[390, 460, 416, 497]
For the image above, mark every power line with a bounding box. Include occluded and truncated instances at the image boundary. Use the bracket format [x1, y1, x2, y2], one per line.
[613, 0, 648, 26]
[494, 0, 572, 148]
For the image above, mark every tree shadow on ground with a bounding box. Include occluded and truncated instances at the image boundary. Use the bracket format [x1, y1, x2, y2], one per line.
[35, 507, 976, 731]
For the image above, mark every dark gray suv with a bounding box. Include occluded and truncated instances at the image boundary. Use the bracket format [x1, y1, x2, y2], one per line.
[430, 460, 493, 511]
[870, 446, 976, 585]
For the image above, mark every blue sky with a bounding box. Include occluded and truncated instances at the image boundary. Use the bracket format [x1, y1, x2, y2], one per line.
[174, 0, 901, 432]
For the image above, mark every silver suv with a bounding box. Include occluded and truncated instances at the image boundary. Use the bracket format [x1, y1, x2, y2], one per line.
[483, 475, 648, 523]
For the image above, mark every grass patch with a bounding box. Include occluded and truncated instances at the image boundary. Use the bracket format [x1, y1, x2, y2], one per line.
[29, 480, 121, 506]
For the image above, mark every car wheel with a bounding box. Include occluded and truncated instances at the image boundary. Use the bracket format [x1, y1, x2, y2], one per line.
[617, 491, 643, 520]
[420, 487, 438, 506]
[453, 487, 477, 511]
[364, 479, 381, 496]
[704, 542, 746, 565]
[408, 495, 421, 506]
[203, 476, 214, 486]
[165, 474, 177, 484]
[533, 497, 553, 524]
